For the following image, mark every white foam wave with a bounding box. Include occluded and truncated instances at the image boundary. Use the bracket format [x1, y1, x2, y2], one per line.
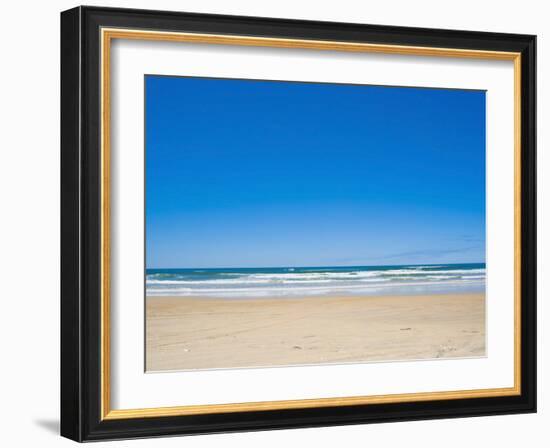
[147, 277, 485, 297]
[146, 266, 486, 298]
[147, 268, 485, 285]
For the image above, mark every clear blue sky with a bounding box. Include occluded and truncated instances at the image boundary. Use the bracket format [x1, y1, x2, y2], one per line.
[145, 76, 485, 268]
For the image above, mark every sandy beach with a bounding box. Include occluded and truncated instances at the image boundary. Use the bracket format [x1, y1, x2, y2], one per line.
[146, 292, 485, 371]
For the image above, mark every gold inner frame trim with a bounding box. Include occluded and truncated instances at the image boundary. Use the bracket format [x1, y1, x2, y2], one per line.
[100, 27, 522, 421]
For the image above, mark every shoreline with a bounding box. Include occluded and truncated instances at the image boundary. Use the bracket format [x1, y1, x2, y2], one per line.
[146, 292, 485, 372]
[145, 286, 486, 300]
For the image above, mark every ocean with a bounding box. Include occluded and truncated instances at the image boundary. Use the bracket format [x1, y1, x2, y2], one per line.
[146, 263, 485, 298]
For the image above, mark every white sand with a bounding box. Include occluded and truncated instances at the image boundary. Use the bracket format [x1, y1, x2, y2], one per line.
[146, 293, 485, 371]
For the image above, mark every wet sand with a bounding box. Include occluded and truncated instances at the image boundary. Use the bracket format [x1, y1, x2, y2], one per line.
[146, 293, 485, 371]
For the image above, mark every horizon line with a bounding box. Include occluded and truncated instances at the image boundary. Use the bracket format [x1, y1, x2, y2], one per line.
[145, 261, 486, 271]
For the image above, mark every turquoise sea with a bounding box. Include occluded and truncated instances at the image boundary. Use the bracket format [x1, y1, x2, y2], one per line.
[146, 263, 485, 298]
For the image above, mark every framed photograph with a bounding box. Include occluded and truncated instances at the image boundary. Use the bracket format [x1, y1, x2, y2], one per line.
[61, 6, 536, 441]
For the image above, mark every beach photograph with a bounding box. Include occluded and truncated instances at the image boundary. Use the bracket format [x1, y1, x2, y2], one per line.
[145, 75, 486, 372]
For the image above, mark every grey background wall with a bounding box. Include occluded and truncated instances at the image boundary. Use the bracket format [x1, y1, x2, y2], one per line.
[1, 1, 546, 446]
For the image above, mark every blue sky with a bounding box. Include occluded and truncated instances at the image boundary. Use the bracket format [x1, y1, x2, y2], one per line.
[145, 76, 485, 268]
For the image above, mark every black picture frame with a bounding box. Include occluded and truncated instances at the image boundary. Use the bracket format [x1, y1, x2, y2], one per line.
[61, 5, 536, 442]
